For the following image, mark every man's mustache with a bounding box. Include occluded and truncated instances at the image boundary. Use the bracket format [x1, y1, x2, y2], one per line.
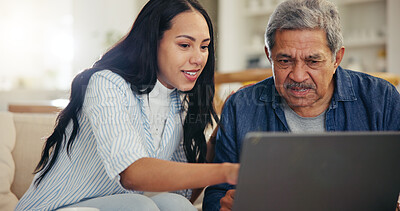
[284, 82, 316, 89]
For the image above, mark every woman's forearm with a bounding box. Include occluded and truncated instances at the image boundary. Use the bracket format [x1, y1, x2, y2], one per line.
[120, 157, 239, 192]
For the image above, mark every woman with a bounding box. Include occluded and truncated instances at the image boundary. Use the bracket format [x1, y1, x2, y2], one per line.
[15, 0, 239, 210]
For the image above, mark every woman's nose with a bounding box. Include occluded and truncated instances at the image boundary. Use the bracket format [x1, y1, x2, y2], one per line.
[189, 49, 205, 66]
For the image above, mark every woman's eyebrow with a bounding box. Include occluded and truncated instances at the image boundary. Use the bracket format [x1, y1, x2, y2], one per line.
[176, 35, 210, 42]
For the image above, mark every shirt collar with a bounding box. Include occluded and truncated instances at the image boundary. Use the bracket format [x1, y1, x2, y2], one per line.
[333, 66, 356, 102]
[259, 77, 280, 105]
[149, 79, 176, 98]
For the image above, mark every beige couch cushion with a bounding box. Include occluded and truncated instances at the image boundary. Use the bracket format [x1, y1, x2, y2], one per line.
[11, 113, 57, 199]
[0, 112, 18, 211]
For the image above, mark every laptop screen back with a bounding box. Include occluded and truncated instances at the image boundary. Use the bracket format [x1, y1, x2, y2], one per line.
[233, 132, 400, 211]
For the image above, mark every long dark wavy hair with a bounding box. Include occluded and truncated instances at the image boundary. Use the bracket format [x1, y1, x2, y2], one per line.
[34, 0, 219, 186]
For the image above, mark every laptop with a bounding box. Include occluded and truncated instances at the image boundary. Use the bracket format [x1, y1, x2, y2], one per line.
[233, 132, 400, 211]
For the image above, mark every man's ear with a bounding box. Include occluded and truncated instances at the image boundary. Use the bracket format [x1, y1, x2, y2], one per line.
[265, 46, 272, 63]
[334, 47, 345, 69]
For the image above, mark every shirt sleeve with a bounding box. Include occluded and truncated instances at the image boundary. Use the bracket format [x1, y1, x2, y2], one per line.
[384, 83, 400, 130]
[203, 95, 238, 211]
[82, 70, 148, 180]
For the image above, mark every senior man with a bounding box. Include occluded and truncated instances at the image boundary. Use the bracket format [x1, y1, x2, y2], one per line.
[203, 0, 400, 210]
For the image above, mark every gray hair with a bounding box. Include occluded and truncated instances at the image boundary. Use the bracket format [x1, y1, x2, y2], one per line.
[265, 0, 343, 58]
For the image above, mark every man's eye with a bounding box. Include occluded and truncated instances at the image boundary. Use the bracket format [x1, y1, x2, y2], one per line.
[275, 59, 291, 68]
[307, 60, 322, 67]
[279, 59, 290, 64]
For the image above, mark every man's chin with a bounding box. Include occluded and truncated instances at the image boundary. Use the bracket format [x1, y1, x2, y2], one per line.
[285, 98, 316, 108]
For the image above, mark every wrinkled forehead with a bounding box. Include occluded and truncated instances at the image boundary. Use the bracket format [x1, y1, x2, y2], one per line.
[272, 29, 332, 59]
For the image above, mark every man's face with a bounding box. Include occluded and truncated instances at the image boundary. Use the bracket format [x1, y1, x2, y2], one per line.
[267, 29, 344, 117]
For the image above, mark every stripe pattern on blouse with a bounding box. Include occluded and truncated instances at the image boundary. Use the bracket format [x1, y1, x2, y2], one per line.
[15, 70, 190, 210]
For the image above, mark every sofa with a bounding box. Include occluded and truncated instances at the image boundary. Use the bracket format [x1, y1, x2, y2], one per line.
[0, 111, 57, 210]
[0, 111, 205, 210]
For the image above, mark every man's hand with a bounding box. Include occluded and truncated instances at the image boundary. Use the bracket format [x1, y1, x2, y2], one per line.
[220, 189, 235, 211]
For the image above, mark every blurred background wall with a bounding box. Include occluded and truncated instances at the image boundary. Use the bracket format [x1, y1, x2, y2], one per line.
[1, 0, 399, 111]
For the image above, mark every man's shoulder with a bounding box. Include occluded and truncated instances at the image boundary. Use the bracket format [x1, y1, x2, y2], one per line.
[340, 68, 392, 86]
[335, 67, 399, 103]
[221, 77, 274, 112]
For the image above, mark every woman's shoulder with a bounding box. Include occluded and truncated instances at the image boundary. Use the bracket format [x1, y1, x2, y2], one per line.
[85, 69, 140, 100]
[91, 69, 125, 82]
[89, 69, 131, 89]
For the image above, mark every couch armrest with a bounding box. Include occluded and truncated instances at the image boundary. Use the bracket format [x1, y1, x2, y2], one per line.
[0, 112, 18, 211]
[10, 113, 57, 199]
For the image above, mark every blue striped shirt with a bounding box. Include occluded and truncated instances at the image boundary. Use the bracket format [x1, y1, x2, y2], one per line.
[16, 70, 189, 210]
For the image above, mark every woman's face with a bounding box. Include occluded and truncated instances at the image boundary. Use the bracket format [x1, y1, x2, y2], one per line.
[157, 11, 210, 91]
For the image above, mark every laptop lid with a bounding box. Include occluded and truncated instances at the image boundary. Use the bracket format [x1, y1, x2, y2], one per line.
[233, 132, 400, 211]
